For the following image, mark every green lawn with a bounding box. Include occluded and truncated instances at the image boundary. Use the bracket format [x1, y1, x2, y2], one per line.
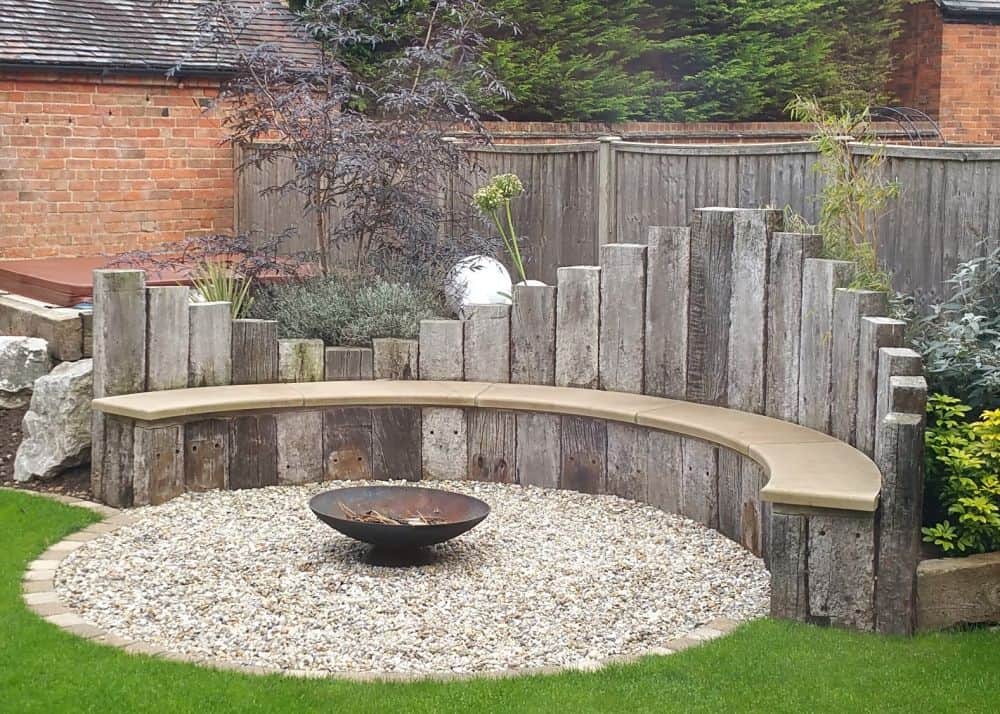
[2, 490, 998, 714]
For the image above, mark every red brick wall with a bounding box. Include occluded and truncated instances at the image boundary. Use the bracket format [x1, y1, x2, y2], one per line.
[890, 0, 943, 119]
[938, 20, 1000, 144]
[0, 70, 233, 260]
[890, 1, 1000, 144]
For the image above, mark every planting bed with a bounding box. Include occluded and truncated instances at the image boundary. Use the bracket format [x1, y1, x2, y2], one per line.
[54, 480, 769, 677]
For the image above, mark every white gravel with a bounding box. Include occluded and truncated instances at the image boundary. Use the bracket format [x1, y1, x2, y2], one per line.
[55, 481, 769, 676]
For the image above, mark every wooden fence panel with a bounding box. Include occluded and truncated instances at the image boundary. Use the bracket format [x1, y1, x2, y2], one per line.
[456, 143, 600, 283]
[238, 141, 1000, 299]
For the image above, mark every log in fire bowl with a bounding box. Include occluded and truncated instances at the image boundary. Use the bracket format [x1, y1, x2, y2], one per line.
[310, 486, 490, 549]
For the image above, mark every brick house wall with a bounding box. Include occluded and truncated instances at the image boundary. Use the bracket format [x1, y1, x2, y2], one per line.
[890, 0, 943, 119]
[938, 20, 1000, 143]
[0, 70, 233, 260]
[891, 1, 1000, 144]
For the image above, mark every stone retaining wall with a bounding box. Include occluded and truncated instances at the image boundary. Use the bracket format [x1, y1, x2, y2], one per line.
[90, 206, 930, 635]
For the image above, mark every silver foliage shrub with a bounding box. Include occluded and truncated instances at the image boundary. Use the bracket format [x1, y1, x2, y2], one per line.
[250, 275, 446, 347]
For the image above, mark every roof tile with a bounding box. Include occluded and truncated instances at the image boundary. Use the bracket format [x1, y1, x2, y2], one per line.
[0, 0, 319, 73]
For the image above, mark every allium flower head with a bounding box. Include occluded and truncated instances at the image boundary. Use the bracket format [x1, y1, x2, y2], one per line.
[473, 173, 524, 213]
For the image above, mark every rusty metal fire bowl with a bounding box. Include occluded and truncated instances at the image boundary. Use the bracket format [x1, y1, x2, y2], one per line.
[309, 486, 490, 549]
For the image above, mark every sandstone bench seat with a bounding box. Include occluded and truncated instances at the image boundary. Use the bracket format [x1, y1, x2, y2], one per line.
[93, 380, 881, 513]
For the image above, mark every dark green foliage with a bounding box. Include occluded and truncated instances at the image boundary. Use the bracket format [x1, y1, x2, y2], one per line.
[653, 1, 909, 121]
[249, 274, 447, 346]
[482, 1, 671, 121]
[486, 0, 910, 121]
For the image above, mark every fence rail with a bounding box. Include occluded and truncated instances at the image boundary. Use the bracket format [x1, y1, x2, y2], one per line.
[236, 140, 1000, 297]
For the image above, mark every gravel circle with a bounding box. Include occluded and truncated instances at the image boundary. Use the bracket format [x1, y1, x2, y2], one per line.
[56, 481, 770, 676]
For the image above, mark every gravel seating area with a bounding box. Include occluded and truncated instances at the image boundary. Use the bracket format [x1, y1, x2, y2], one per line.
[55, 481, 770, 677]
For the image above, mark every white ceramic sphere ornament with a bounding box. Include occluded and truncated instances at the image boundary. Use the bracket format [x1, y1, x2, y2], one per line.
[444, 255, 513, 316]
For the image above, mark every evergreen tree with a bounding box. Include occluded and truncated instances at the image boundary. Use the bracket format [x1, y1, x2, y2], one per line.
[481, 0, 671, 121]
[288, 0, 911, 122]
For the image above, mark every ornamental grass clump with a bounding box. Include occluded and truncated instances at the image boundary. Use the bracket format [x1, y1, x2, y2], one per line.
[787, 96, 898, 292]
[190, 260, 255, 318]
[473, 173, 527, 283]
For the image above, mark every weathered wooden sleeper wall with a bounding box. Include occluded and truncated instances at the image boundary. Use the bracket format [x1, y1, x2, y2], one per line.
[90, 206, 928, 636]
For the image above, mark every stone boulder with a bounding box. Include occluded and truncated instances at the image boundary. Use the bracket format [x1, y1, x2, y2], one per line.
[14, 359, 93, 482]
[0, 336, 52, 408]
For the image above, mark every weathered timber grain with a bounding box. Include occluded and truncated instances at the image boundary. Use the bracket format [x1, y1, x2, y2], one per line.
[467, 409, 516, 483]
[644, 226, 690, 399]
[831, 289, 889, 445]
[324, 346, 374, 381]
[808, 511, 876, 630]
[741, 459, 769, 559]
[188, 301, 232, 387]
[372, 339, 419, 380]
[145, 286, 189, 391]
[421, 408, 467, 481]
[133, 423, 183, 506]
[92, 270, 145, 501]
[463, 304, 510, 383]
[645, 431, 682, 514]
[323, 408, 373, 481]
[229, 415, 278, 489]
[92, 270, 146, 398]
[278, 339, 325, 383]
[875, 347, 924, 435]
[874, 412, 925, 635]
[599, 243, 647, 393]
[277, 411, 324, 484]
[888, 376, 929, 416]
[855, 317, 905, 456]
[184, 419, 229, 492]
[555, 266, 601, 389]
[717, 449, 743, 543]
[727, 209, 782, 413]
[769, 511, 808, 621]
[686, 208, 735, 406]
[511, 284, 556, 385]
[418, 320, 464, 381]
[231, 319, 278, 385]
[680, 437, 718, 527]
[606, 423, 647, 501]
[372, 407, 421, 481]
[515, 412, 561, 489]
[764, 232, 823, 421]
[798, 259, 855, 433]
[99, 415, 135, 508]
[560, 415, 606, 493]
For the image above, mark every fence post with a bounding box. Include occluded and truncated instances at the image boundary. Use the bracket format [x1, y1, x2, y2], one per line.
[596, 135, 622, 247]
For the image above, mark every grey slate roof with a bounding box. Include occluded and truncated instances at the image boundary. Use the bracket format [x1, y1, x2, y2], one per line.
[936, 0, 1000, 18]
[0, 0, 320, 73]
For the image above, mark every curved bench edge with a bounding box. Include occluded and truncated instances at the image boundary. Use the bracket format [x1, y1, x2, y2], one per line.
[92, 380, 882, 513]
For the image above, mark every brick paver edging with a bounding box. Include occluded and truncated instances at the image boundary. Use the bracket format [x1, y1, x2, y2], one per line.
[13, 488, 743, 681]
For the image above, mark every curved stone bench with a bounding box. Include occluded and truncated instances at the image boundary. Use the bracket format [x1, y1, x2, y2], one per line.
[92, 380, 887, 631]
[92, 380, 880, 512]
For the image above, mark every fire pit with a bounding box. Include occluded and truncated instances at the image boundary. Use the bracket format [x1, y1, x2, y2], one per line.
[309, 485, 490, 549]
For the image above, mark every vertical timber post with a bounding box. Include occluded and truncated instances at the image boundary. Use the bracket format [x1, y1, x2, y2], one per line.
[419, 319, 467, 481]
[91, 269, 146, 507]
[596, 135, 622, 247]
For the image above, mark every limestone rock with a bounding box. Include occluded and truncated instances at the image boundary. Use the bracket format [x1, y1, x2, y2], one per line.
[0, 336, 52, 408]
[14, 359, 93, 482]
